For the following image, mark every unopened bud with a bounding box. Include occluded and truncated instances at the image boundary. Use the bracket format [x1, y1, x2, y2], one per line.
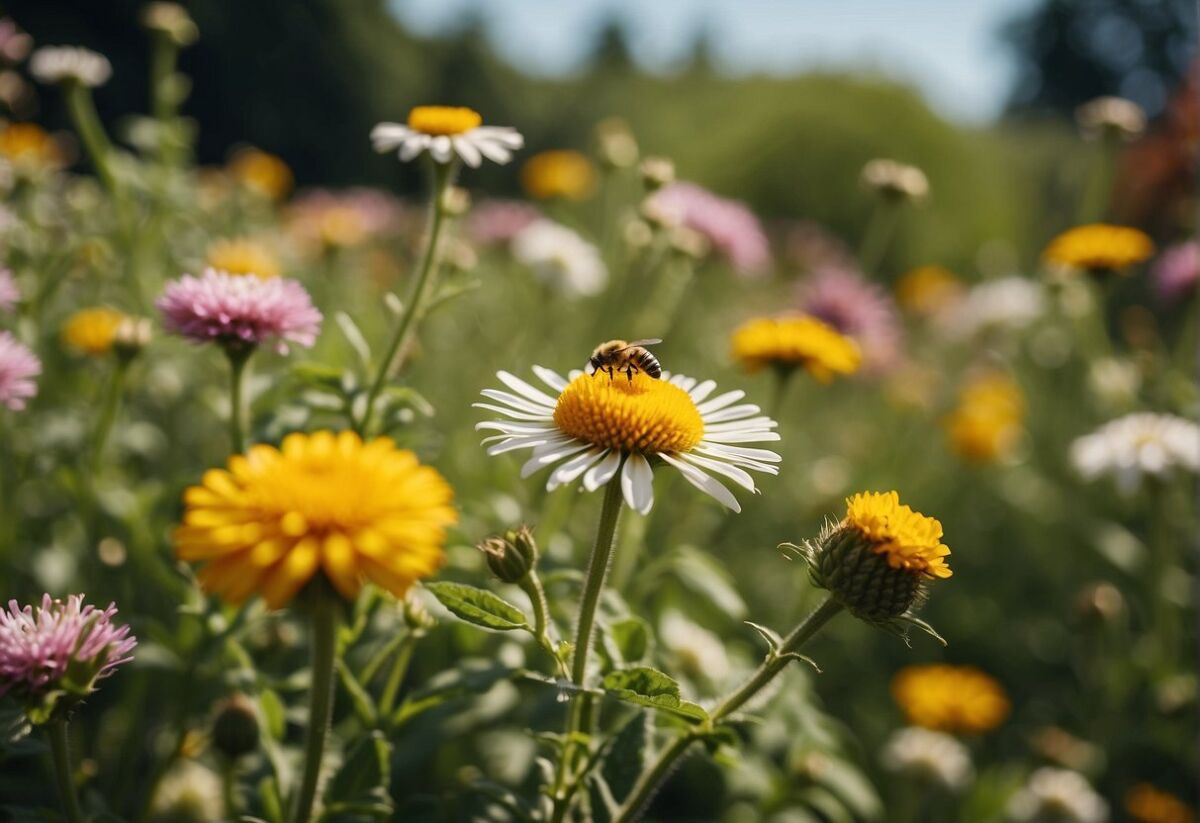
[114, 316, 152, 360]
[403, 591, 436, 631]
[477, 525, 538, 583]
[1076, 96, 1145, 142]
[211, 693, 259, 760]
[141, 2, 199, 47]
[639, 156, 675, 191]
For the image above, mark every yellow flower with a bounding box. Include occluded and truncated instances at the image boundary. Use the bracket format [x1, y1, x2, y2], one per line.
[206, 238, 281, 279]
[228, 148, 293, 200]
[0, 122, 62, 169]
[173, 430, 457, 609]
[896, 265, 963, 315]
[520, 150, 597, 200]
[62, 307, 126, 356]
[407, 106, 482, 136]
[553, 372, 705, 455]
[943, 373, 1024, 463]
[1127, 784, 1195, 823]
[844, 491, 952, 580]
[1042, 224, 1154, 273]
[891, 664, 1009, 734]
[730, 315, 861, 382]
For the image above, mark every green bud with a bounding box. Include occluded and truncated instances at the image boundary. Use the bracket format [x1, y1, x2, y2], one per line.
[211, 693, 259, 760]
[477, 525, 538, 583]
[812, 525, 923, 622]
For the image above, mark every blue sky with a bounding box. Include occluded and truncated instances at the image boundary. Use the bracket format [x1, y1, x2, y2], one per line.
[390, 0, 1044, 123]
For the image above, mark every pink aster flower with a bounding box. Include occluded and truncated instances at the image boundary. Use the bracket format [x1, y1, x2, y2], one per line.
[0, 330, 39, 410]
[797, 266, 903, 372]
[0, 594, 136, 718]
[466, 198, 540, 246]
[649, 182, 771, 276]
[1152, 241, 1200, 303]
[0, 268, 17, 313]
[157, 268, 322, 354]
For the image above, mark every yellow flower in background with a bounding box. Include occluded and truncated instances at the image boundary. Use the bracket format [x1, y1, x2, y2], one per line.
[896, 265, 963, 315]
[314, 206, 368, 248]
[731, 315, 861, 382]
[173, 430, 457, 609]
[62, 307, 126, 356]
[206, 238, 281, 279]
[0, 122, 62, 169]
[1042, 224, 1154, 273]
[520, 150, 597, 200]
[1126, 784, 1195, 823]
[844, 491, 952, 580]
[892, 664, 1009, 735]
[944, 373, 1024, 463]
[228, 147, 293, 200]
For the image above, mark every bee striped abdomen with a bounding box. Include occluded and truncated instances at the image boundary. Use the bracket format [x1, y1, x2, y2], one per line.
[636, 350, 662, 378]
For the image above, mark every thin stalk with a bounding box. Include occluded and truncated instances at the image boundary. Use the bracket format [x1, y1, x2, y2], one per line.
[614, 598, 843, 823]
[48, 719, 85, 823]
[769, 367, 794, 420]
[379, 632, 420, 720]
[291, 588, 339, 823]
[222, 758, 241, 819]
[63, 80, 117, 194]
[519, 570, 566, 675]
[857, 200, 899, 278]
[225, 347, 253, 454]
[90, 358, 129, 473]
[357, 162, 453, 436]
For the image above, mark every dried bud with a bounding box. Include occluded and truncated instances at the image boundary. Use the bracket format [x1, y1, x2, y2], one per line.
[639, 156, 675, 191]
[439, 185, 471, 217]
[595, 117, 639, 169]
[860, 158, 929, 205]
[211, 693, 259, 760]
[114, 316, 153, 360]
[477, 525, 538, 583]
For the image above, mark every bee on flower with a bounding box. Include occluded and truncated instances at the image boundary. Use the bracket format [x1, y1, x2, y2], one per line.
[371, 105, 523, 167]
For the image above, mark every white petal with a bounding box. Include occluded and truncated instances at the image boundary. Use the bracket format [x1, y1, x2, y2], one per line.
[696, 390, 746, 414]
[703, 419, 778, 434]
[370, 123, 411, 152]
[583, 451, 623, 491]
[520, 441, 591, 478]
[476, 421, 557, 435]
[702, 404, 762, 423]
[620, 453, 655, 514]
[429, 136, 453, 163]
[486, 435, 559, 456]
[679, 452, 757, 492]
[471, 403, 552, 422]
[474, 137, 515, 164]
[701, 430, 782, 444]
[658, 453, 741, 513]
[688, 380, 718, 403]
[479, 388, 555, 414]
[695, 443, 783, 463]
[532, 365, 570, 393]
[497, 370, 559, 406]
[547, 448, 607, 490]
[473, 126, 524, 148]
[399, 135, 429, 162]
[453, 135, 483, 168]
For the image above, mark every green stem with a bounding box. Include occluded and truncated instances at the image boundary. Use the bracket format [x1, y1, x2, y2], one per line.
[90, 358, 129, 473]
[357, 162, 454, 436]
[48, 719, 85, 823]
[858, 200, 899, 278]
[63, 80, 117, 194]
[291, 588, 339, 823]
[379, 632, 420, 720]
[225, 347, 253, 454]
[222, 758, 241, 820]
[614, 598, 843, 823]
[769, 367, 794, 420]
[1078, 135, 1117, 223]
[519, 570, 565, 674]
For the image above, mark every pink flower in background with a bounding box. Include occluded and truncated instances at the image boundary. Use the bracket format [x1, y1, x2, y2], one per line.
[157, 268, 322, 354]
[1152, 241, 1200, 303]
[0, 269, 17, 313]
[288, 187, 409, 244]
[650, 182, 771, 276]
[797, 266, 903, 372]
[0, 594, 136, 703]
[466, 198, 540, 245]
[0, 330, 38, 409]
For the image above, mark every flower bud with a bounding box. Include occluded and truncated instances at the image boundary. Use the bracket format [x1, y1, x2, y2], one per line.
[477, 525, 538, 583]
[211, 693, 259, 760]
[141, 2, 199, 47]
[594, 117, 639, 169]
[1074, 581, 1124, 624]
[114, 316, 153, 361]
[860, 158, 929, 205]
[639, 156, 675, 191]
[403, 591, 436, 631]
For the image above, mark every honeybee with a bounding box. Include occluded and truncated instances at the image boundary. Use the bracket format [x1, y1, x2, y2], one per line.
[587, 339, 663, 382]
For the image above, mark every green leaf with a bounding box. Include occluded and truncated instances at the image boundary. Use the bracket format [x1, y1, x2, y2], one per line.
[602, 667, 709, 723]
[291, 362, 350, 393]
[424, 582, 529, 632]
[258, 776, 285, 823]
[745, 620, 783, 653]
[324, 731, 393, 814]
[336, 661, 378, 727]
[602, 713, 648, 801]
[258, 689, 286, 740]
[334, 311, 373, 374]
[609, 617, 650, 664]
[672, 546, 747, 619]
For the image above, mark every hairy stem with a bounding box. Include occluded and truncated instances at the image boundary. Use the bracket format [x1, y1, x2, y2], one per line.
[291, 588, 339, 823]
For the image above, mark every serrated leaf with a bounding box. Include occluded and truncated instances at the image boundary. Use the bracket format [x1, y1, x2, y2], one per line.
[602, 713, 648, 801]
[424, 582, 529, 631]
[602, 667, 709, 723]
[324, 731, 393, 811]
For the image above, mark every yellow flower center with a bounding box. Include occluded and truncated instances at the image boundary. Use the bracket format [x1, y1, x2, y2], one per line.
[843, 491, 952, 579]
[553, 372, 704, 455]
[891, 664, 1010, 734]
[407, 106, 483, 136]
[62, 307, 125, 356]
[730, 315, 861, 382]
[228, 148, 293, 200]
[207, 239, 281, 279]
[521, 150, 597, 200]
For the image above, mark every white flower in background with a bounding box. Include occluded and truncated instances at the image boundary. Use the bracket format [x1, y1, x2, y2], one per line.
[148, 760, 224, 822]
[1008, 767, 1108, 823]
[1075, 96, 1146, 142]
[371, 106, 523, 168]
[860, 158, 929, 203]
[476, 367, 780, 514]
[29, 46, 112, 87]
[511, 219, 608, 297]
[881, 727, 974, 791]
[943, 276, 1044, 339]
[1071, 413, 1200, 493]
[1086, 357, 1140, 407]
[659, 610, 730, 685]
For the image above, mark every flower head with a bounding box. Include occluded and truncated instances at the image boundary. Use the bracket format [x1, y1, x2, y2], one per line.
[1009, 768, 1109, 823]
[1076, 96, 1146, 141]
[1042, 224, 1154, 274]
[228, 148, 293, 200]
[157, 268, 322, 354]
[521, 150, 596, 200]
[1151, 241, 1200, 303]
[141, 2, 198, 46]
[1125, 784, 1195, 823]
[730, 315, 862, 382]
[0, 594, 136, 722]
[891, 664, 1009, 734]
[881, 727, 974, 791]
[942, 276, 1044, 340]
[1071, 413, 1200, 494]
[174, 430, 457, 609]
[287, 188, 405, 249]
[465, 199, 540, 246]
[0, 19, 32, 63]
[860, 158, 929, 204]
[647, 182, 771, 275]
[371, 106, 523, 167]
[797, 266, 903, 372]
[0, 269, 18, 314]
[0, 123, 63, 172]
[206, 238, 281, 279]
[62, 306, 126, 356]
[511, 219, 608, 297]
[30, 46, 112, 87]
[943, 373, 1025, 463]
[0, 331, 39, 410]
[896, 265, 964, 316]
[477, 367, 780, 514]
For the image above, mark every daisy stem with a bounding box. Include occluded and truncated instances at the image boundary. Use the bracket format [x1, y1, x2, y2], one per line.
[613, 597, 843, 823]
[63, 79, 118, 195]
[357, 162, 453, 436]
[48, 718, 85, 823]
[292, 587, 339, 823]
[225, 347, 252, 454]
[858, 200, 898, 278]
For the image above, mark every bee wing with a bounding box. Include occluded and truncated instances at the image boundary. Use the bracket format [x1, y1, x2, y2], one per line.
[623, 338, 663, 349]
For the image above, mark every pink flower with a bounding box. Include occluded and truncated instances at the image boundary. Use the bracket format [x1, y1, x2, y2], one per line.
[1152, 241, 1200, 303]
[650, 182, 771, 276]
[157, 268, 322, 354]
[288, 187, 409, 242]
[0, 330, 39, 410]
[797, 266, 903, 372]
[466, 198, 540, 245]
[0, 269, 17, 313]
[0, 594, 136, 716]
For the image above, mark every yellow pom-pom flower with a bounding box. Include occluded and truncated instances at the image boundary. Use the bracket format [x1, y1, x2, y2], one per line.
[943, 373, 1025, 463]
[844, 491, 953, 580]
[895, 265, 963, 315]
[1042, 224, 1154, 274]
[173, 430, 457, 609]
[228, 148, 293, 201]
[730, 315, 861, 382]
[1126, 784, 1195, 823]
[521, 150, 597, 200]
[891, 664, 1010, 735]
[62, 307, 126, 356]
[207, 238, 281, 279]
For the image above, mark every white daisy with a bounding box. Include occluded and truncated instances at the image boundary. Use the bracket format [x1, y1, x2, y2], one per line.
[943, 276, 1044, 340]
[370, 106, 523, 168]
[29, 46, 112, 88]
[1071, 412, 1200, 494]
[511, 219, 608, 297]
[880, 727, 974, 792]
[475, 367, 781, 515]
[1008, 768, 1108, 823]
